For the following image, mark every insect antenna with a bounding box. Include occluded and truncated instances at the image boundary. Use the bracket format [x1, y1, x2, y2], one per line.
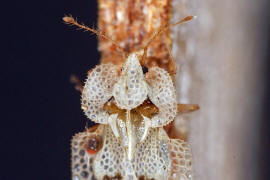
[165, 43, 177, 78]
[63, 15, 128, 58]
[141, 16, 194, 65]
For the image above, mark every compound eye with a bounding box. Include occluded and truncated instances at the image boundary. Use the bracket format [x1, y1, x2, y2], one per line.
[142, 66, 148, 74]
[85, 135, 102, 154]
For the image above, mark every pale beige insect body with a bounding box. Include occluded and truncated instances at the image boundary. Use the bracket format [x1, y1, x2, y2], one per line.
[72, 123, 193, 180]
[64, 2, 196, 178]
[112, 54, 149, 110]
[72, 52, 194, 180]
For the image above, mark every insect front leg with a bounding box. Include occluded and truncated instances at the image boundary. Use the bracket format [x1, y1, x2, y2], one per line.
[70, 74, 83, 93]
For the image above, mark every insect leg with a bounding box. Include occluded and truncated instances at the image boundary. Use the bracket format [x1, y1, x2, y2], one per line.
[70, 74, 83, 93]
[177, 104, 200, 113]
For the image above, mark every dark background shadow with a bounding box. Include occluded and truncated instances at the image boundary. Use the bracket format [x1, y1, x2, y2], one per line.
[2, 0, 98, 179]
[259, 18, 270, 179]
[1, 0, 269, 180]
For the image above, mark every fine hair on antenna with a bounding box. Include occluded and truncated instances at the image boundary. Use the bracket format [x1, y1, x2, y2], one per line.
[63, 15, 193, 66]
[141, 16, 194, 65]
[63, 15, 128, 58]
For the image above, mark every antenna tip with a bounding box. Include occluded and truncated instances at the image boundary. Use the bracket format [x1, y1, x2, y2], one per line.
[63, 16, 74, 23]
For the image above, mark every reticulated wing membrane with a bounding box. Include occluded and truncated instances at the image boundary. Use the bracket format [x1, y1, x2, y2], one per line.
[81, 64, 118, 124]
[168, 138, 193, 180]
[72, 125, 193, 180]
[71, 125, 104, 180]
[146, 67, 177, 127]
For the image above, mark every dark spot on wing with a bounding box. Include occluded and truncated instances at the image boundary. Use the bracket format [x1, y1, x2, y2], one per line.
[139, 176, 155, 180]
[85, 135, 103, 154]
[103, 173, 122, 180]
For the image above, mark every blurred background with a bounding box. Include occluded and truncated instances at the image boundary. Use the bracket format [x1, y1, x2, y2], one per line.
[171, 0, 269, 179]
[2, 0, 269, 180]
